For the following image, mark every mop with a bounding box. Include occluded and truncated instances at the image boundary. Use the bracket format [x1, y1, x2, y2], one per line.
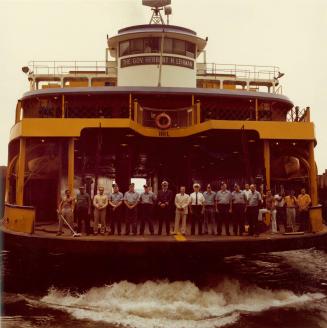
[59, 214, 81, 237]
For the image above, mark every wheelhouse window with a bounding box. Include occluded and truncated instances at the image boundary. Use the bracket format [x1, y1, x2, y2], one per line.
[185, 41, 196, 58]
[144, 38, 160, 53]
[119, 37, 196, 58]
[163, 38, 173, 53]
[119, 41, 130, 57]
[130, 39, 143, 54]
[173, 39, 185, 56]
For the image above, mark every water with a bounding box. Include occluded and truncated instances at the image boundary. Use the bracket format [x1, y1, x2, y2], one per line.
[1, 247, 327, 328]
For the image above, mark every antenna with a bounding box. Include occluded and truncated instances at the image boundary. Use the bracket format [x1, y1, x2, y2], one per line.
[142, 0, 172, 25]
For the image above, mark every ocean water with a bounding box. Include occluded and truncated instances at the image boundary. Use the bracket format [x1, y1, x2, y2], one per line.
[1, 247, 327, 328]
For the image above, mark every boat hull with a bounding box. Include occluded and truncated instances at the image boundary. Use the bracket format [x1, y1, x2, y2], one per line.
[2, 225, 327, 259]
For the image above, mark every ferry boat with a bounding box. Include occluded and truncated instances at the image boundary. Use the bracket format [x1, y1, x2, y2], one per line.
[1, 0, 327, 258]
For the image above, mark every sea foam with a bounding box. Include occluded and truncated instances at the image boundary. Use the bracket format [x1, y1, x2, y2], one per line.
[39, 279, 325, 328]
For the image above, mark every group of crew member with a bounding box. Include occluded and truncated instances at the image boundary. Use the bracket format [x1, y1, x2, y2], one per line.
[57, 180, 312, 237]
[261, 188, 312, 233]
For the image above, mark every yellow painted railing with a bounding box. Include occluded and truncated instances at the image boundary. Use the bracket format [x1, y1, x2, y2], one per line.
[9, 118, 316, 141]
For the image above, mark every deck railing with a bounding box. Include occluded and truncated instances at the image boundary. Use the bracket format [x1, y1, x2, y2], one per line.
[27, 60, 117, 76]
[26, 61, 279, 82]
[196, 63, 280, 81]
[21, 96, 310, 124]
[287, 106, 310, 122]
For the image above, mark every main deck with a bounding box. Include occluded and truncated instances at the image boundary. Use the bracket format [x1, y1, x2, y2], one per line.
[2, 223, 327, 258]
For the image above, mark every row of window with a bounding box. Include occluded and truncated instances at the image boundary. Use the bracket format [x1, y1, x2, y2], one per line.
[119, 37, 196, 59]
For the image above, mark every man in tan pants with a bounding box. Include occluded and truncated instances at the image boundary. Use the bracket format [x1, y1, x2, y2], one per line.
[173, 186, 190, 235]
[93, 186, 108, 235]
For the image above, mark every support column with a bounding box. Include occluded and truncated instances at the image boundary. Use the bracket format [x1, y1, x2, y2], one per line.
[116, 146, 132, 193]
[57, 141, 63, 205]
[191, 94, 195, 126]
[61, 95, 65, 118]
[192, 103, 195, 126]
[308, 140, 318, 206]
[308, 140, 323, 232]
[153, 173, 158, 194]
[15, 101, 22, 123]
[263, 140, 271, 190]
[68, 138, 75, 195]
[16, 138, 26, 206]
[196, 100, 201, 124]
[129, 93, 132, 119]
[108, 178, 113, 194]
[134, 99, 138, 123]
[255, 99, 259, 121]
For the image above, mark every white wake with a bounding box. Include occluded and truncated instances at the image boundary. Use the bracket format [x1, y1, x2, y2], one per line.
[37, 279, 325, 328]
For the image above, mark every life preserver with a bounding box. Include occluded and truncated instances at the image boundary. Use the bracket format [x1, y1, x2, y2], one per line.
[155, 113, 171, 130]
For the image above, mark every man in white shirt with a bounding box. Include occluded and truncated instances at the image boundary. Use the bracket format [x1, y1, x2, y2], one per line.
[173, 186, 190, 235]
[274, 192, 286, 232]
[243, 183, 251, 201]
[189, 183, 205, 235]
[247, 184, 262, 236]
[93, 186, 108, 235]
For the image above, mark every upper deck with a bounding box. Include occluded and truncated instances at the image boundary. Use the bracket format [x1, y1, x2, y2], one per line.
[10, 85, 314, 143]
[24, 60, 281, 93]
[14, 16, 312, 143]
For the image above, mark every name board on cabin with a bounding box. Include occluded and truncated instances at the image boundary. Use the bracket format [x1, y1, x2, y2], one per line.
[121, 55, 194, 70]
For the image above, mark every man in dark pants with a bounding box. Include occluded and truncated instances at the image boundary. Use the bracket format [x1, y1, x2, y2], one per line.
[247, 184, 262, 236]
[231, 183, 247, 235]
[139, 184, 156, 235]
[215, 182, 232, 236]
[157, 181, 173, 235]
[189, 183, 205, 235]
[75, 185, 91, 235]
[203, 184, 216, 234]
[124, 183, 140, 235]
[108, 184, 123, 235]
[297, 188, 311, 232]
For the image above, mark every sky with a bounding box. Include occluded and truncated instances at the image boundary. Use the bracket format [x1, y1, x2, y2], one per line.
[0, 0, 327, 172]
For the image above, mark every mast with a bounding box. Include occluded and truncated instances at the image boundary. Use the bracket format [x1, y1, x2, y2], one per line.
[142, 1, 172, 87]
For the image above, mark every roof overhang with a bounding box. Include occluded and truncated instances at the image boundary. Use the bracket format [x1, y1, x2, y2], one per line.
[21, 86, 294, 107]
[108, 24, 207, 56]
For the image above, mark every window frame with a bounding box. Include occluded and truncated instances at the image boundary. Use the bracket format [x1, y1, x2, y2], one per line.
[119, 37, 196, 59]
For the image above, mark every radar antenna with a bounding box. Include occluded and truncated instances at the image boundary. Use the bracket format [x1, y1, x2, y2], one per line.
[142, 0, 172, 25]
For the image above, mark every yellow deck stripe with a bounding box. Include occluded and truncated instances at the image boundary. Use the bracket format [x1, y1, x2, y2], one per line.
[174, 233, 187, 241]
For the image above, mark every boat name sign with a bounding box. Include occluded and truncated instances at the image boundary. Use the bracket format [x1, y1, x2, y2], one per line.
[121, 55, 194, 69]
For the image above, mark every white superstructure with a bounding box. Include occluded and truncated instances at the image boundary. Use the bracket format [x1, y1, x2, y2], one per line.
[108, 24, 207, 88]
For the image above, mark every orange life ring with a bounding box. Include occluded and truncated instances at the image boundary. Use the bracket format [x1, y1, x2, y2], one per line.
[155, 113, 171, 130]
